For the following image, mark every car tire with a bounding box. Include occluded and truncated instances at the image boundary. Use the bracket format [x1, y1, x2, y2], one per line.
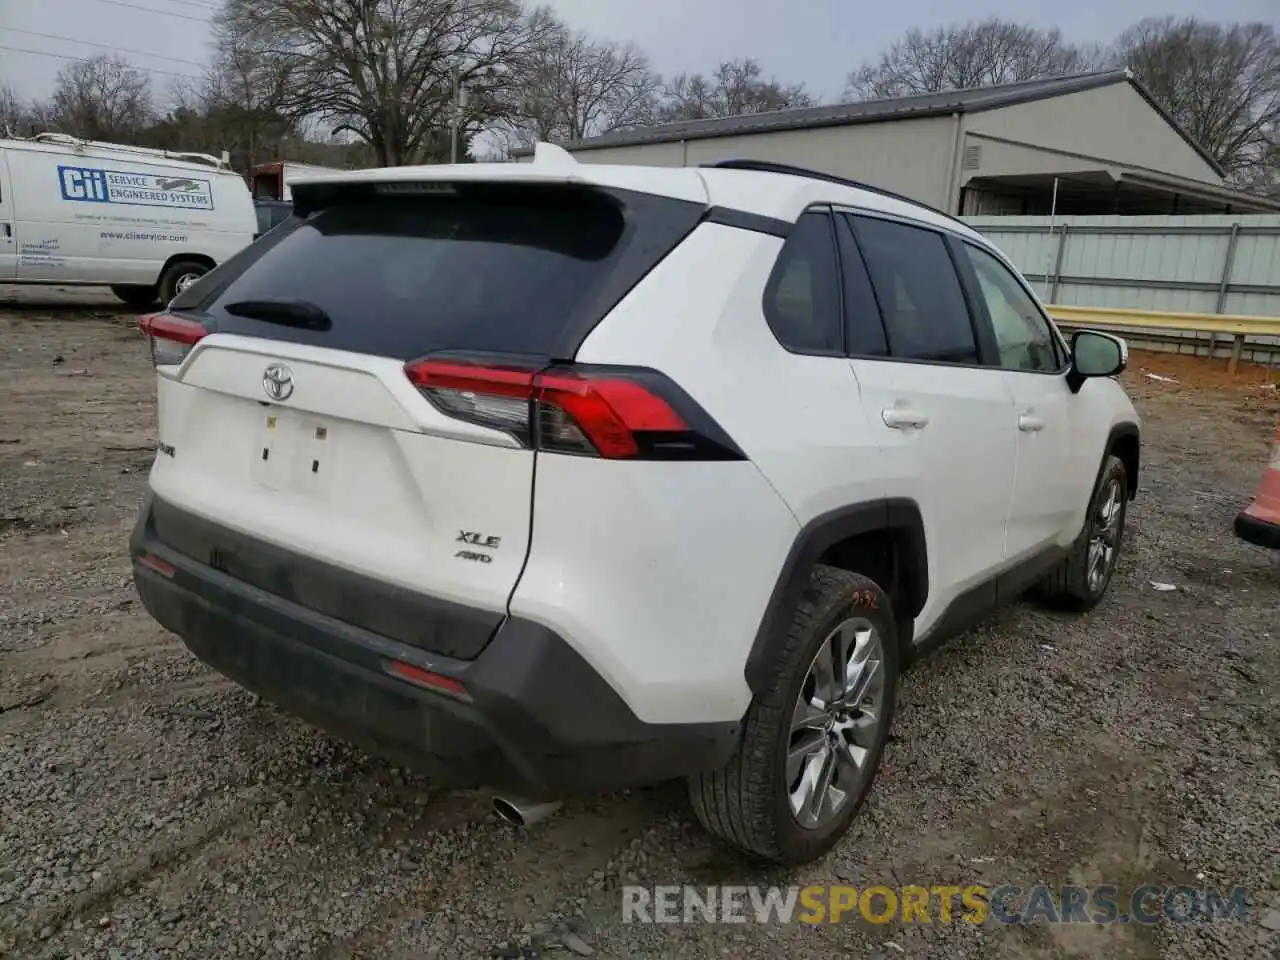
[110, 284, 159, 310]
[687, 565, 898, 865]
[1034, 454, 1129, 612]
[157, 260, 210, 305]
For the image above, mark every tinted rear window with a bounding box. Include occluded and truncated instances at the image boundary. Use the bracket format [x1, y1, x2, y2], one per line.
[196, 188, 643, 360]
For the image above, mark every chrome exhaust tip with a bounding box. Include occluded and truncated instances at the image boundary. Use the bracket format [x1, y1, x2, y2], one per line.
[492, 795, 562, 827]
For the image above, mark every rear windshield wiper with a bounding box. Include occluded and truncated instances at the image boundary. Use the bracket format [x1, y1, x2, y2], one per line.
[222, 299, 333, 331]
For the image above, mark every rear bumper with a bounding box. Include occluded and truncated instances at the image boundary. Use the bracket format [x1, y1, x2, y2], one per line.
[1234, 510, 1280, 550]
[130, 494, 740, 797]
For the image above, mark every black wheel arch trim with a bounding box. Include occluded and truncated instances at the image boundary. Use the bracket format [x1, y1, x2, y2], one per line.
[1106, 421, 1141, 500]
[744, 498, 927, 695]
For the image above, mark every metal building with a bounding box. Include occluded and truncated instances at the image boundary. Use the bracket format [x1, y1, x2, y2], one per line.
[512, 69, 1280, 216]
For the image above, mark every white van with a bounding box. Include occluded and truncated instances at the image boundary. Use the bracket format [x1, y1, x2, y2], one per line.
[0, 132, 257, 308]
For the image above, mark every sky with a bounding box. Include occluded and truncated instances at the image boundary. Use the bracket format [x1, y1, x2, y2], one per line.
[1, 0, 1277, 109]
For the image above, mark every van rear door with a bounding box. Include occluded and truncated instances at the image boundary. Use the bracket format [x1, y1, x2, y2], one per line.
[0, 149, 16, 279]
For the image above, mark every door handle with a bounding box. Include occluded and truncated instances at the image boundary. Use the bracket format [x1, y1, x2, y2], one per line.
[1018, 412, 1045, 432]
[0, 223, 10, 239]
[882, 408, 930, 430]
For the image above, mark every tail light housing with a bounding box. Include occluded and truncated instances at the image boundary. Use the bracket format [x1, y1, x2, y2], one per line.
[140, 313, 207, 367]
[403, 357, 744, 461]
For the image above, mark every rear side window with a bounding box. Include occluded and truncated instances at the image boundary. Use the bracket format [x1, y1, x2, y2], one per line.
[254, 206, 272, 234]
[849, 215, 979, 366]
[189, 185, 698, 360]
[762, 211, 842, 355]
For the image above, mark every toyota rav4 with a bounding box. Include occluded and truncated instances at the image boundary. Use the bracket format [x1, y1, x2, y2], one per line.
[130, 144, 1140, 865]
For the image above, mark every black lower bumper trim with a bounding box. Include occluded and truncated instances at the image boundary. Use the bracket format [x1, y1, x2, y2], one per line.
[1234, 511, 1280, 550]
[148, 495, 500, 660]
[130, 493, 740, 797]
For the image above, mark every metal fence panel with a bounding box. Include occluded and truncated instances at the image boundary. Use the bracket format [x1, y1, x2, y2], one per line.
[965, 214, 1280, 318]
[963, 215, 1280, 365]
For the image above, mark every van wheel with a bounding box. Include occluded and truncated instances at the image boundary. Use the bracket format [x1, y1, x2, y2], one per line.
[687, 566, 898, 865]
[110, 285, 159, 310]
[158, 260, 209, 304]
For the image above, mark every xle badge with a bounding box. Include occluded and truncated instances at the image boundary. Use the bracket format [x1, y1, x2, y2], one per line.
[455, 530, 501, 564]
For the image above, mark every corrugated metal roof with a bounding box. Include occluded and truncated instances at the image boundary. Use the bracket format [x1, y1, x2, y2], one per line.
[510, 69, 1226, 178]
[1119, 170, 1280, 212]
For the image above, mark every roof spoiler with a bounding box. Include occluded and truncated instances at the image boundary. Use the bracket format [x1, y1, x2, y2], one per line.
[291, 142, 594, 215]
[530, 141, 578, 169]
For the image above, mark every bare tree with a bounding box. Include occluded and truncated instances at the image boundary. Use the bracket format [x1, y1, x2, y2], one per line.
[1116, 17, 1279, 184]
[223, 0, 556, 166]
[0, 85, 27, 137]
[845, 20, 1103, 101]
[499, 19, 659, 148]
[138, 78, 221, 154]
[657, 57, 815, 122]
[1235, 122, 1279, 196]
[203, 8, 300, 169]
[49, 55, 153, 140]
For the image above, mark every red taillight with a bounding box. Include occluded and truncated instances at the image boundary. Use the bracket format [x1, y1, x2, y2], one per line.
[140, 312, 207, 367]
[384, 660, 471, 701]
[405, 358, 539, 445]
[403, 358, 689, 460]
[537, 372, 687, 458]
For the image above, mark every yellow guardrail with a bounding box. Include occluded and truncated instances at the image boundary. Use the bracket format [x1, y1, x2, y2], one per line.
[1045, 305, 1280, 338]
[1044, 304, 1280, 373]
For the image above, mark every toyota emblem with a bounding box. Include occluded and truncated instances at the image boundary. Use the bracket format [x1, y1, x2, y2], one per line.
[262, 363, 295, 401]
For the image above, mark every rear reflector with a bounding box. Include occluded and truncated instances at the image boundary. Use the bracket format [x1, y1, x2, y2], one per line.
[140, 313, 207, 367]
[384, 660, 471, 701]
[137, 552, 177, 577]
[403, 358, 699, 460]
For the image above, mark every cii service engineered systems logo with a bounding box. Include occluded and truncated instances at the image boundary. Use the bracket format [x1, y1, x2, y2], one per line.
[58, 165, 214, 211]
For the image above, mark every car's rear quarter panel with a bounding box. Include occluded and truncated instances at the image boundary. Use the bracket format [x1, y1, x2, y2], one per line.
[508, 221, 884, 725]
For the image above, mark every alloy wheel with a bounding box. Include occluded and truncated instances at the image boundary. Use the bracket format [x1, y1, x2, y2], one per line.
[1087, 475, 1124, 594]
[787, 616, 887, 830]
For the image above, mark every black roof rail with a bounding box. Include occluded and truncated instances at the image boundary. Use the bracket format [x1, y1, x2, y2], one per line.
[698, 158, 967, 227]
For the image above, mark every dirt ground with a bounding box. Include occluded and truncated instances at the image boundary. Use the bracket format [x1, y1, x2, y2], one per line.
[1, 286, 1278, 960]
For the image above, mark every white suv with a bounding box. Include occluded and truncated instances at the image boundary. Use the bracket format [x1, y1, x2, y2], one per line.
[130, 144, 1140, 865]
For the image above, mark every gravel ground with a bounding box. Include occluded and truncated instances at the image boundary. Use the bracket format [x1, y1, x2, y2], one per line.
[1, 285, 1278, 960]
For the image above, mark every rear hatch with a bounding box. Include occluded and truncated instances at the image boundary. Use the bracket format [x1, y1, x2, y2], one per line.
[143, 177, 708, 659]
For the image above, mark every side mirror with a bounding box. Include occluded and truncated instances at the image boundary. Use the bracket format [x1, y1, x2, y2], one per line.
[1067, 330, 1127, 394]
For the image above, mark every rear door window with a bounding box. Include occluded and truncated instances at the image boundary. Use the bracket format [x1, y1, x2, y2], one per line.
[185, 185, 694, 361]
[833, 215, 889, 357]
[847, 214, 980, 366]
